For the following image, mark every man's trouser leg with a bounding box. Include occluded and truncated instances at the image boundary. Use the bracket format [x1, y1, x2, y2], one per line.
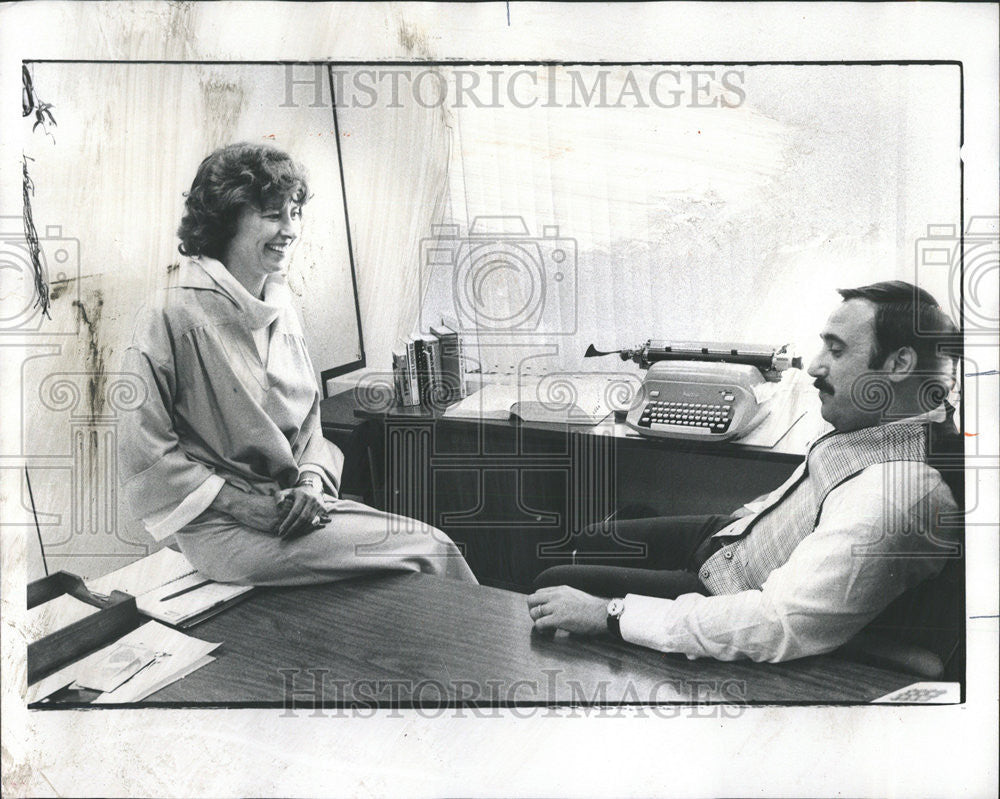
[531, 514, 735, 599]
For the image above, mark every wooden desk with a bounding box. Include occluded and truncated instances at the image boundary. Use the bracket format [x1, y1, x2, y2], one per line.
[100, 573, 913, 706]
[332, 393, 810, 591]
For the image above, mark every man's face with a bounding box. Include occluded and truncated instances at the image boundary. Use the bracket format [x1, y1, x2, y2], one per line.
[807, 298, 885, 432]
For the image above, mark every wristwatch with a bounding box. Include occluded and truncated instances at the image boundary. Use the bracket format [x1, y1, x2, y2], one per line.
[606, 597, 626, 639]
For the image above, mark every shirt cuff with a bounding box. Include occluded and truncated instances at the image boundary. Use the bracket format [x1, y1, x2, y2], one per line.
[619, 593, 681, 653]
[143, 474, 225, 541]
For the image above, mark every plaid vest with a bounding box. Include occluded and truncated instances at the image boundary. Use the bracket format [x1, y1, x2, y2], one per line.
[699, 420, 935, 595]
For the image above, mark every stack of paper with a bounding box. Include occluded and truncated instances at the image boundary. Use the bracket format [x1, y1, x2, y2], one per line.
[28, 621, 220, 704]
[87, 547, 253, 628]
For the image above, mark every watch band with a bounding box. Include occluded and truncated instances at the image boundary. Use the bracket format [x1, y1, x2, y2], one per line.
[606, 598, 625, 639]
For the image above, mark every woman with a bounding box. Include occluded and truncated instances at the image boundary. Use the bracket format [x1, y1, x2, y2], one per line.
[119, 142, 476, 586]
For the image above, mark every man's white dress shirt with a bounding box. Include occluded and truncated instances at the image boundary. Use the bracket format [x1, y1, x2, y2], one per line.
[619, 427, 959, 662]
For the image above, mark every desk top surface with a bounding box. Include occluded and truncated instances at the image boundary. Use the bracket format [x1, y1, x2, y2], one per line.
[325, 389, 821, 463]
[136, 573, 910, 706]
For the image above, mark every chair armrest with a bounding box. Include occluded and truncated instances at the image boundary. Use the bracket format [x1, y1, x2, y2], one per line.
[838, 630, 945, 679]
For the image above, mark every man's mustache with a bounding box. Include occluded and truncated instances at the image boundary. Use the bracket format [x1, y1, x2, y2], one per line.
[813, 378, 834, 395]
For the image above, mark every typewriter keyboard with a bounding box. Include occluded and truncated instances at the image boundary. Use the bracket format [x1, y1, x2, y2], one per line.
[636, 399, 733, 435]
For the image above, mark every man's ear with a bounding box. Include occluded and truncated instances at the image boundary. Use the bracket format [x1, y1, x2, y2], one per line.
[885, 346, 918, 382]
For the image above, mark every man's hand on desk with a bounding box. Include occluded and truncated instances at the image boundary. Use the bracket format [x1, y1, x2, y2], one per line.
[527, 586, 607, 636]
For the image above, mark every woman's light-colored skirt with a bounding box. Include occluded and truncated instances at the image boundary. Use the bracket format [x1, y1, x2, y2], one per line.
[173, 498, 478, 586]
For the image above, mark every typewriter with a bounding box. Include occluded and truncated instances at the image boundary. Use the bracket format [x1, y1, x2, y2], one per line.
[587, 340, 800, 442]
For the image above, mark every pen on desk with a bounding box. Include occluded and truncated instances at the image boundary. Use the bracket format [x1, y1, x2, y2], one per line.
[160, 579, 213, 602]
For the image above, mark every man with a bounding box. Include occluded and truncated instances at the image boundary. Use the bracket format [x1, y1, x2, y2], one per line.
[527, 281, 962, 666]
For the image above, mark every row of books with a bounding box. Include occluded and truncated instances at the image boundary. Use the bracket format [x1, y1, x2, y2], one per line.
[392, 321, 469, 408]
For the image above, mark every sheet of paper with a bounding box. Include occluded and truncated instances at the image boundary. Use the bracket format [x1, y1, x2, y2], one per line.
[74, 641, 157, 693]
[871, 682, 962, 704]
[86, 547, 196, 598]
[138, 573, 253, 624]
[25, 593, 99, 643]
[91, 622, 220, 704]
[25, 672, 77, 706]
[27, 621, 219, 705]
[736, 368, 822, 448]
[106, 654, 217, 703]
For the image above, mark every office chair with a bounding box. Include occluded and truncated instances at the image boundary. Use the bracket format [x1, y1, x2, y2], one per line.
[840, 555, 965, 680]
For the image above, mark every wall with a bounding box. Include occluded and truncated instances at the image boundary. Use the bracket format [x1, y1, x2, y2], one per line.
[415, 63, 960, 372]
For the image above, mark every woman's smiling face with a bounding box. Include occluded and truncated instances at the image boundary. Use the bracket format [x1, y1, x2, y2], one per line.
[222, 199, 303, 280]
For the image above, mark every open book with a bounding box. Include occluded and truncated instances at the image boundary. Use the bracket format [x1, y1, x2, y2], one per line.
[87, 547, 253, 628]
[444, 374, 638, 425]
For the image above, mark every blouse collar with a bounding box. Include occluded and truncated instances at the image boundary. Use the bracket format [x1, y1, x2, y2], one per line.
[181, 256, 291, 330]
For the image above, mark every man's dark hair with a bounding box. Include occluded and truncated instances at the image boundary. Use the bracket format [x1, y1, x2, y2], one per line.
[177, 142, 310, 261]
[837, 281, 959, 377]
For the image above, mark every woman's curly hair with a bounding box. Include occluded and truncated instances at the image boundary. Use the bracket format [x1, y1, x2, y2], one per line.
[177, 143, 310, 260]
